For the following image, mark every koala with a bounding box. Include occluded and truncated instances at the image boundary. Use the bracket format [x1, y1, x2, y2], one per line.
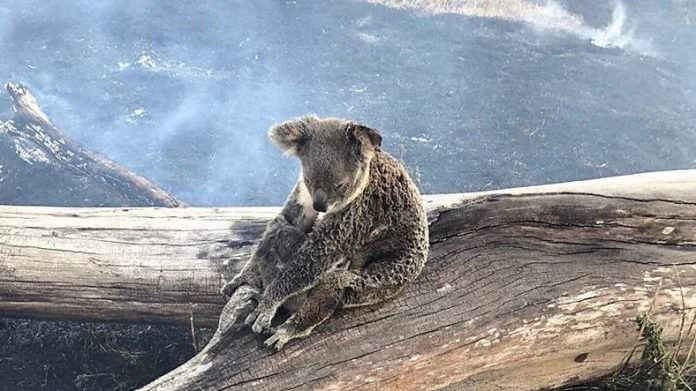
[228, 115, 429, 350]
[219, 179, 317, 329]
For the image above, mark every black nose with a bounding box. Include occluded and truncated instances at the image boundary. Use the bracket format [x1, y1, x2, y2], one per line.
[312, 189, 328, 212]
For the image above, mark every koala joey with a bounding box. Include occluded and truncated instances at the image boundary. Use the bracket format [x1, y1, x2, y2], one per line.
[222, 115, 429, 350]
[219, 180, 316, 325]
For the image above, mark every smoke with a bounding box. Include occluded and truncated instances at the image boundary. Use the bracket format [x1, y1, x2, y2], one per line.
[369, 0, 655, 56]
[530, 1, 654, 56]
[0, 0, 315, 206]
[588, 3, 642, 51]
[0, 6, 10, 43]
[1, 0, 694, 207]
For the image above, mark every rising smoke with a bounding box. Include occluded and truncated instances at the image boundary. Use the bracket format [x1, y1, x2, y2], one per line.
[370, 0, 655, 56]
[1, 1, 694, 206]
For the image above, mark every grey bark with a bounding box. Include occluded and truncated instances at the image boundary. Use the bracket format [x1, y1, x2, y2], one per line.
[1, 170, 695, 390]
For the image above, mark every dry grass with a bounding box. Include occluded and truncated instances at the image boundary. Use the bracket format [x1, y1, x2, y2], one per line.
[366, 0, 587, 31]
[561, 276, 696, 391]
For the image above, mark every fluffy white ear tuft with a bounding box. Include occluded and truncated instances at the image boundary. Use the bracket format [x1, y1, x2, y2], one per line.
[268, 115, 316, 155]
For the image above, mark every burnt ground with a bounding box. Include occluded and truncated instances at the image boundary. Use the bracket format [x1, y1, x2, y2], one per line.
[0, 0, 695, 389]
[0, 319, 212, 391]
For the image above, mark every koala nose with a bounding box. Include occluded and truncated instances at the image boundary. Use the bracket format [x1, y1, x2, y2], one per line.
[312, 189, 328, 212]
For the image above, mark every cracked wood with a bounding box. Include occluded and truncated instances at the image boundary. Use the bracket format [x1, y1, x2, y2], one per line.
[1, 170, 696, 390]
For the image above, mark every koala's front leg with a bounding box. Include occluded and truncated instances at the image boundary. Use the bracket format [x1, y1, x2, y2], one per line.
[216, 284, 260, 339]
[245, 269, 319, 334]
[222, 180, 315, 299]
[265, 268, 347, 350]
[220, 261, 261, 298]
[245, 222, 347, 333]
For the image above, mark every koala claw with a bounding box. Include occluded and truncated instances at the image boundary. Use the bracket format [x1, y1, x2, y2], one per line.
[332, 269, 363, 290]
[252, 311, 274, 333]
[264, 327, 293, 351]
[244, 308, 259, 327]
[245, 305, 276, 334]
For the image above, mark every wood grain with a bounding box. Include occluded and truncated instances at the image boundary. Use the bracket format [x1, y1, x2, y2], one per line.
[2, 170, 696, 390]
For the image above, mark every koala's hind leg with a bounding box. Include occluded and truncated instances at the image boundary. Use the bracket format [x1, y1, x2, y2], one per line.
[264, 270, 346, 350]
[341, 248, 426, 308]
[341, 285, 404, 308]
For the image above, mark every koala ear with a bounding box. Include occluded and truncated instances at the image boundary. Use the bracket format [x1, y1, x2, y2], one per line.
[268, 116, 314, 155]
[347, 123, 382, 150]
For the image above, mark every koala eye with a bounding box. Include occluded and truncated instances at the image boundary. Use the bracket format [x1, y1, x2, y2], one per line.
[334, 182, 349, 192]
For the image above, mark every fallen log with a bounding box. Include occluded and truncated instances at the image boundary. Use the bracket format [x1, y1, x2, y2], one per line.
[0, 82, 183, 207]
[1, 170, 696, 390]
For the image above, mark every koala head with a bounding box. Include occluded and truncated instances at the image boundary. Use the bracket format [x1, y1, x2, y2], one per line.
[269, 115, 382, 213]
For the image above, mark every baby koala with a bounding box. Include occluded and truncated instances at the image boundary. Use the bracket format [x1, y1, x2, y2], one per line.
[223, 115, 429, 350]
[219, 180, 316, 326]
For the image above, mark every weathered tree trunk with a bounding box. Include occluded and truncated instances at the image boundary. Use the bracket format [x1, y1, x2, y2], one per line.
[0, 82, 183, 207]
[0, 205, 267, 325]
[1, 170, 696, 390]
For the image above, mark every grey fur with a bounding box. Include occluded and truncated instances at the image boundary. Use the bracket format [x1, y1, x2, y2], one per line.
[219, 180, 317, 330]
[230, 115, 429, 350]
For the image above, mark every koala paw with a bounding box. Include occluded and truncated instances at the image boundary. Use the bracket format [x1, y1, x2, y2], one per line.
[219, 287, 260, 335]
[220, 274, 247, 298]
[330, 269, 363, 290]
[264, 325, 295, 351]
[245, 304, 276, 334]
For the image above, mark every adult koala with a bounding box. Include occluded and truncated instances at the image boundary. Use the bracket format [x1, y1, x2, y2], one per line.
[223, 115, 429, 349]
